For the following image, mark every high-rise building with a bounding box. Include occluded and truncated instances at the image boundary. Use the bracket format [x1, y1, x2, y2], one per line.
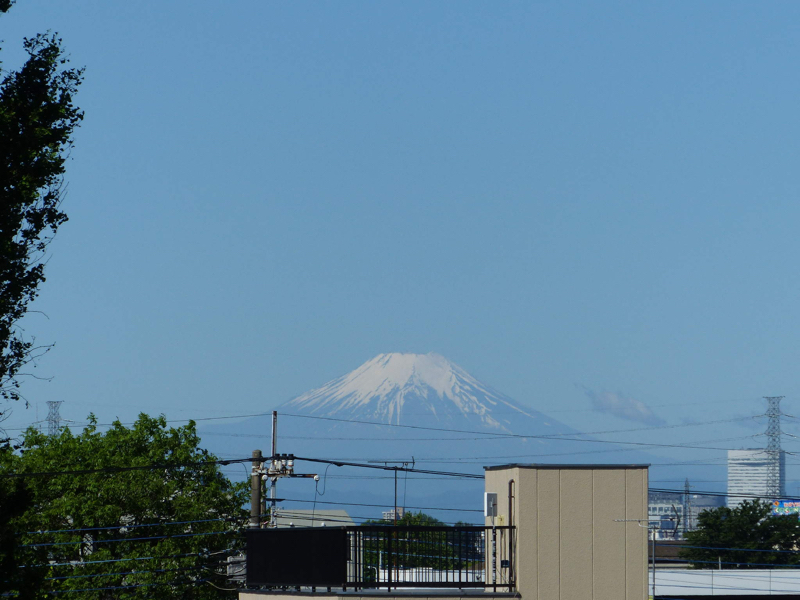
[727, 449, 785, 509]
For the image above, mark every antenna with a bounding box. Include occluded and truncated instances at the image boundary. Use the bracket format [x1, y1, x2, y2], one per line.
[765, 396, 784, 500]
[46, 401, 63, 436]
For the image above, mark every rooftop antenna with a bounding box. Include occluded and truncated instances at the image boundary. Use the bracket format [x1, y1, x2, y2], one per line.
[765, 396, 784, 500]
[46, 401, 63, 436]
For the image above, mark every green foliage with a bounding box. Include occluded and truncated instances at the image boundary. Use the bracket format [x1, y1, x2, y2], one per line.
[0, 3, 82, 592]
[360, 512, 480, 570]
[364, 511, 445, 527]
[680, 499, 800, 568]
[0, 477, 46, 596]
[0, 16, 83, 408]
[1, 414, 249, 598]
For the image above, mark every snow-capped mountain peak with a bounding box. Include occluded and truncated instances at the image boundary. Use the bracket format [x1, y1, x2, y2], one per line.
[282, 352, 548, 432]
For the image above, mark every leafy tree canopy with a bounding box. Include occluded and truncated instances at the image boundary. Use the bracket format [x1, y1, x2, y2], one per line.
[680, 499, 800, 568]
[0, 6, 83, 412]
[364, 511, 445, 526]
[0, 414, 248, 598]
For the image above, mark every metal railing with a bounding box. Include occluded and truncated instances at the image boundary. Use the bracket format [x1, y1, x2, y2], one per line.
[245, 524, 515, 592]
[347, 525, 514, 591]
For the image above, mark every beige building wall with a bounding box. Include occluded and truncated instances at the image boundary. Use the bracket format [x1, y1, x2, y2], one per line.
[485, 464, 648, 600]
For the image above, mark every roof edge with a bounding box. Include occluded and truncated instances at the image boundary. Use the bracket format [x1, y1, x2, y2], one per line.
[484, 463, 650, 471]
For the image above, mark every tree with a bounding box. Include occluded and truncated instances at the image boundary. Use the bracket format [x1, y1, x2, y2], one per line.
[364, 511, 445, 527]
[0, 3, 83, 593]
[0, 2, 83, 413]
[1, 414, 249, 598]
[0, 477, 46, 596]
[361, 511, 478, 571]
[680, 499, 800, 568]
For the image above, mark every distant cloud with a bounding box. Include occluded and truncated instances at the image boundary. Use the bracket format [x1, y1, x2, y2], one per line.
[583, 388, 666, 426]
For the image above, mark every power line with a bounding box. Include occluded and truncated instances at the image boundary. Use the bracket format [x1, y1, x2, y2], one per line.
[274, 509, 480, 526]
[279, 496, 482, 513]
[44, 565, 201, 582]
[23, 551, 203, 568]
[23, 515, 246, 536]
[202, 416, 757, 442]
[403, 435, 757, 463]
[42, 579, 209, 595]
[280, 414, 758, 452]
[651, 486, 794, 501]
[7, 407, 765, 442]
[291, 455, 483, 479]
[21, 529, 240, 549]
[1, 456, 253, 479]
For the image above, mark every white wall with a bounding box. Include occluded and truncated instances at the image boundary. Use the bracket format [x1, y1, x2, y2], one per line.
[656, 569, 800, 596]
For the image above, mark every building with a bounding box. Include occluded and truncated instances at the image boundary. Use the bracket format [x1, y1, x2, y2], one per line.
[484, 463, 649, 600]
[648, 491, 724, 538]
[272, 509, 354, 528]
[727, 448, 785, 509]
[381, 506, 405, 521]
[242, 463, 650, 600]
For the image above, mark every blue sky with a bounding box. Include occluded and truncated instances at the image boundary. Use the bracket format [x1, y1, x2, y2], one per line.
[3, 1, 800, 483]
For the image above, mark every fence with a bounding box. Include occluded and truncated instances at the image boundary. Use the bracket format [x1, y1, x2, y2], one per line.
[246, 525, 515, 592]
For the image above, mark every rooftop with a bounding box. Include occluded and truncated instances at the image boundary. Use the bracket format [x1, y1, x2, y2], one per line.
[484, 463, 649, 471]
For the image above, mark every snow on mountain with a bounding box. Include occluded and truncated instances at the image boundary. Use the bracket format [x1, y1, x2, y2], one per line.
[281, 352, 561, 433]
[198, 353, 725, 517]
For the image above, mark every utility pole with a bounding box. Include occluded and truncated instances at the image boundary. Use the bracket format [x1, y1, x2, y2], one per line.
[765, 396, 784, 500]
[682, 478, 690, 537]
[651, 523, 657, 599]
[250, 449, 263, 529]
[260, 412, 317, 528]
[615, 518, 658, 599]
[270, 411, 278, 525]
[46, 401, 63, 436]
[369, 459, 414, 523]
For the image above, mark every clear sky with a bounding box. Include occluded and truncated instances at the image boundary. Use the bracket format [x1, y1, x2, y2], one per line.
[3, 1, 800, 484]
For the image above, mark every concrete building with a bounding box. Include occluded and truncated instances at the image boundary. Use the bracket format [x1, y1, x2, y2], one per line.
[727, 449, 785, 509]
[272, 509, 354, 528]
[381, 506, 405, 521]
[648, 491, 724, 538]
[242, 463, 651, 600]
[484, 463, 649, 600]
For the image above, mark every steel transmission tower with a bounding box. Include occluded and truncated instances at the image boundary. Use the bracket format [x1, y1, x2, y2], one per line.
[765, 396, 784, 499]
[46, 401, 63, 436]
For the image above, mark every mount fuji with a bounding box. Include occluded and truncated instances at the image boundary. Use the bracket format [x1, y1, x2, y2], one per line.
[199, 353, 723, 522]
[199, 353, 714, 521]
[282, 352, 570, 434]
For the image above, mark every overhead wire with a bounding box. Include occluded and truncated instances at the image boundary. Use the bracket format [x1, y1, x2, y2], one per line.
[42, 579, 208, 595]
[278, 413, 764, 453]
[23, 551, 204, 568]
[21, 529, 240, 549]
[23, 515, 246, 536]
[1, 455, 253, 479]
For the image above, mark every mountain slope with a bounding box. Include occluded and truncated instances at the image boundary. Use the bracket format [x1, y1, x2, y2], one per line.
[282, 352, 569, 434]
[199, 353, 723, 521]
